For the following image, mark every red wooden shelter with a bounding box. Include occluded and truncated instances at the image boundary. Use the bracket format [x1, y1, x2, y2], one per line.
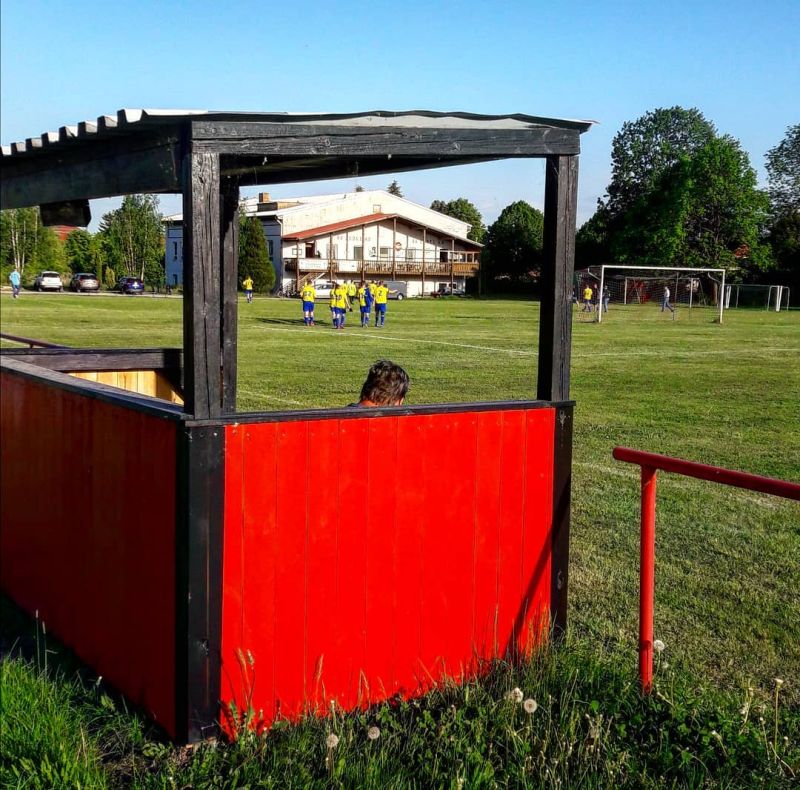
[1, 109, 592, 741]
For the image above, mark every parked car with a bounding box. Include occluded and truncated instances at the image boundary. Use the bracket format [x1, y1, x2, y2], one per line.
[384, 280, 407, 300]
[69, 273, 100, 292]
[432, 284, 466, 298]
[308, 279, 333, 298]
[115, 276, 144, 294]
[33, 271, 64, 291]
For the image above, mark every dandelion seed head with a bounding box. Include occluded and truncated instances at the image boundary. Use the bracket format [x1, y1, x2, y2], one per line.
[740, 707, 748, 715]
[367, 726, 380, 741]
[326, 733, 339, 749]
[523, 698, 538, 714]
[507, 687, 524, 704]
[759, 717, 765, 724]
[653, 639, 665, 653]
[775, 678, 784, 686]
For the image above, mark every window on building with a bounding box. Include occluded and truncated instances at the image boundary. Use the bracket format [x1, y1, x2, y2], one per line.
[353, 245, 363, 261]
[268, 240, 274, 258]
[172, 242, 178, 260]
[405, 249, 416, 261]
[379, 247, 390, 259]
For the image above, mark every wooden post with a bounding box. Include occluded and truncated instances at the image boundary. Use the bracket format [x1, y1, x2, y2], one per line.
[422, 228, 427, 294]
[361, 226, 366, 279]
[392, 218, 397, 279]
[538, 155, 578, 402]
[220, 180, 239, 414]
[450, 238, 455, 288]
[182, 150, 222, 419]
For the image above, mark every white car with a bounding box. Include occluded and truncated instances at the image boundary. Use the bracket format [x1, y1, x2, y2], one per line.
[33, 271, 64, 291]
[308, 279, 333, 298]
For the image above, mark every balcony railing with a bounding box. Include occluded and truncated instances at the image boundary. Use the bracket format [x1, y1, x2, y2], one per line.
[284, 256, 480, 277]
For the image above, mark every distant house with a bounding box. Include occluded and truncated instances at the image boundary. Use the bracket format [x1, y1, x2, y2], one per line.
[164, 190, 481, 296]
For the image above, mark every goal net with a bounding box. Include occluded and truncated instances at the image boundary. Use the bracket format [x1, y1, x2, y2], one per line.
[574, 266, 726, 323]
[723, 283, 791, 311]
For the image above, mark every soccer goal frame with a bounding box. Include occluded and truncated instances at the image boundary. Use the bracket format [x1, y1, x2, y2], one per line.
[596, 265, 725, 324]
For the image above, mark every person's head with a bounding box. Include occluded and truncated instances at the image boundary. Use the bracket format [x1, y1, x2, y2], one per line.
[358, 360, 410, 406]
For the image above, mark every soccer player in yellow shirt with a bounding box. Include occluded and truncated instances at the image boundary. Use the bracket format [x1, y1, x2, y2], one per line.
[347, 280, 357, 312]
[300, 281, 316, 326]
[242, 276, 254, 303]
[374, 281, 389, 327]
[357, 281, 370, 327]
[333, 282, 348, 329]
[582, 285, 593, 312]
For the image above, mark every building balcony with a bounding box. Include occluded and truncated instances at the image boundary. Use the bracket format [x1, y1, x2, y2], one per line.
[284, 256, 480, 278]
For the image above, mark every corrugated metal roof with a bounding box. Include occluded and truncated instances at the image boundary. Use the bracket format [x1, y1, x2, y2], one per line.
[1, 108, 595, 159]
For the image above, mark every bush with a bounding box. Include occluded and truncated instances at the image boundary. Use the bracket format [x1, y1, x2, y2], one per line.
[103, 267, 116, 290]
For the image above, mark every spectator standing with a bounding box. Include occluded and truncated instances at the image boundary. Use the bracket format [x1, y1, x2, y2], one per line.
[8, 269, 21, 299]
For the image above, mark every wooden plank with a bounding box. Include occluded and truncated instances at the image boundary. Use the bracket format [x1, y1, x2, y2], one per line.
[190, 121, 581, 158]
[0, 347, 182, 372]
[550, 405, 573, 636]
[175, 424, 225, 742]
[537, 155, 579, 402]
[220, 181, 239, 413]
[182, 150, 222, 418]
[1, 137, 181, 210]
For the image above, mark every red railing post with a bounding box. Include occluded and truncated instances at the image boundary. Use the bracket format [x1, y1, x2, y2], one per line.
[639, 465, 657, 693]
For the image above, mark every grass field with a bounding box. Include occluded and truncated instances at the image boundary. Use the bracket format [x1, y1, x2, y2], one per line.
[1, 292, 799, 786]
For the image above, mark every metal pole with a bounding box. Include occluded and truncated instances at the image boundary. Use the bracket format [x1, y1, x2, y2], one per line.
[719, 270, 725, 324]
[639, 465, 657, 693]
[597, 266, 605, 323]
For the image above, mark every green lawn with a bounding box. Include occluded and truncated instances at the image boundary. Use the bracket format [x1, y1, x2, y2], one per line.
[2, 292, 799, 786]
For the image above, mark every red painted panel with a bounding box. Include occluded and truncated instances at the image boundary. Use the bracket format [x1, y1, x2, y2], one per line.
[0, 372, 178, 736]
[220, 406, 555, 728]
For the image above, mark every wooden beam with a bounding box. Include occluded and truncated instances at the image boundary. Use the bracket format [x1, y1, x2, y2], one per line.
[537, 155, 578, 402]
[220, 180, 239, 414]
[183, 150, 222, 418]
[1, 135, 181, 209]
[191, 122, 581, 158]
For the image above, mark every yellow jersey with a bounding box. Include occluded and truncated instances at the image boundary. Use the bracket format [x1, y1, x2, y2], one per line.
[357, 286, 367, 307]
[583, 287, 592, 301]
[333, 286, 347, 309]
[301, 284, 316, 302]
[243, 277, 254, 291]
[347, 282, 357, 298]
[375, 285, 389, 304]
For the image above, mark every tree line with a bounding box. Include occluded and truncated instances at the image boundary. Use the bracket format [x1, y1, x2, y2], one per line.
[0, 196, 275, 293]
[3, 114, 796, 295]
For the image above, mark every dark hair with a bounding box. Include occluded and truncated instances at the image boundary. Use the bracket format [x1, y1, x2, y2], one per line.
[359, 360, 409, 405]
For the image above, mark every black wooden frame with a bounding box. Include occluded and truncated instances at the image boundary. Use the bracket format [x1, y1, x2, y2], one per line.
[2, 108, 590, 742]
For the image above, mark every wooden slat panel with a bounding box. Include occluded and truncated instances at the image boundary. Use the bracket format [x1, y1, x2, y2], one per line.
[0, 372, 178, 735]
[220, 407, 556, 729]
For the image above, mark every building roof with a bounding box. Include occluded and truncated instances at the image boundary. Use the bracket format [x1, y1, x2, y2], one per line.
[282, 213, 397, 240]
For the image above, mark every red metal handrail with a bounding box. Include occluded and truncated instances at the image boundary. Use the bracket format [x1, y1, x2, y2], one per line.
[612, 446, 800, 693]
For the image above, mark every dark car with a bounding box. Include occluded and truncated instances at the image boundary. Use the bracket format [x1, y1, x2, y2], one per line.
[115, 276, 144, 294]
[70, 273, 100, 292]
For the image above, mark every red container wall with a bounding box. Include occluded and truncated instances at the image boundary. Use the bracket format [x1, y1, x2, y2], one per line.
[0, 373, 178, 736]
[221, 407, 555, 723]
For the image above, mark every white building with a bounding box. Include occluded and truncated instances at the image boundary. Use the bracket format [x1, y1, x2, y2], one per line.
[164, 190, 481, 297]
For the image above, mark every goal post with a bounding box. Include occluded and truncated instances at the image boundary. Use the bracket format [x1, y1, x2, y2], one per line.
[589, 265, 726, 324]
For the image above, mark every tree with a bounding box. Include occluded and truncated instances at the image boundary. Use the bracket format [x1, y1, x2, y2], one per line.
[64, 229, 96, 274]
[0, 207, 40, 279]
[765, 124, 800, 287]
[765, 123, 800, 217]
[387, 180, 403, 197]
[604, 107, 716, 218]
[429, 198, 486, 243]
[576, 203, 612, 267]
[238, 216, 275, 292]
[682, 136, 771, 274]
[483, 201, 544, 281]
[98, 195, 164, 281]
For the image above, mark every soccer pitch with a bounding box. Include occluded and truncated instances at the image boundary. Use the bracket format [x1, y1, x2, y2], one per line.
[2, 293, 799, 700]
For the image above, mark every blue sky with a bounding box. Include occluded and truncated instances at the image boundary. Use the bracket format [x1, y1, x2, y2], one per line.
[2, 0, 798, 229]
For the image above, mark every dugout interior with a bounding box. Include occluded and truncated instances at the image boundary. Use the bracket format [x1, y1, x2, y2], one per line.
[1, 109, 591, 741]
